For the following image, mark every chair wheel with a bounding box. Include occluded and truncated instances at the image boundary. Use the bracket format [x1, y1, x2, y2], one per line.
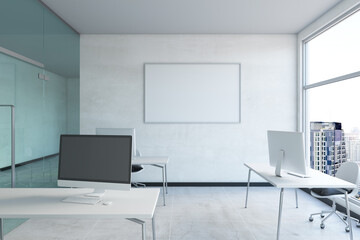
[356, 223, 360, 228]
[345, 227, 350, 232]
[309, 216, 314, 222]
[320, 223, 325, 229]
[320, 214, 325, 218]
[343, 216, 347, 221]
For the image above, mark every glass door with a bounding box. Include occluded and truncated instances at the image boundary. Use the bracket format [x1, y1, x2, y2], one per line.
[0, 61, 16, 187]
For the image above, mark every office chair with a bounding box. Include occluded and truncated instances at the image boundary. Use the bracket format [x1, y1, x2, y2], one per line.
[95, 128, 145, 187]
[132, 149, 146, 188]
[308, 162, 360, 232]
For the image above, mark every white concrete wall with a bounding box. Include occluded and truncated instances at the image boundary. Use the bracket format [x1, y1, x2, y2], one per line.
[80, 34, 297, 182]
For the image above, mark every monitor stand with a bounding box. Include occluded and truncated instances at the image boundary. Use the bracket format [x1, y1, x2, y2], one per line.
[84, 189, 105, 198]
[62, 189, 105, 205]
[275, 150, 285, 177]
[286, 171, 312, 178]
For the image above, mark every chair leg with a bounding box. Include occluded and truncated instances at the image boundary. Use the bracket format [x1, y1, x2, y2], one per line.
[311, 199, 359, 234]
[132, 182, 146, 188]
[321, 211, 335, 225]
[310, 212, 324, 218]
[335, 211, 350, 226]
[350, 216, 360, 227]
[320, 201, 337, 224]
[321, 210, 332, 217]
[337, 210, 360, 227]
[309, 210, 331, 220]
[309, 201, 336, 223]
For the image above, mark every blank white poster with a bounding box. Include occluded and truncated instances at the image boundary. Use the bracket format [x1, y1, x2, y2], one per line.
[144, 63, 240, 123]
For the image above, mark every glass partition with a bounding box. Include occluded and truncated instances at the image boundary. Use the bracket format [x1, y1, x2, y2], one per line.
[0, 0, 79, 234]
[0, 62, 15, 185]
[0, 106, 12, 187]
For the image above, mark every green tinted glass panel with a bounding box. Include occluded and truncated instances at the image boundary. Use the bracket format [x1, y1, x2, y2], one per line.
[0, 0, 80, 234]
[44, 7, 80, 78]
[0, 0, 44, 63]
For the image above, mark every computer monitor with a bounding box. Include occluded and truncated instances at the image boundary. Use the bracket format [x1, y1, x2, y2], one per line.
[96, 128, 137, 157]
[267, 130, 309, 177]
[58, 134, 133, 197]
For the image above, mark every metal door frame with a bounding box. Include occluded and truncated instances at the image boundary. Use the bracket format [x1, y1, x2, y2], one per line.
[0, 105, 15, 187]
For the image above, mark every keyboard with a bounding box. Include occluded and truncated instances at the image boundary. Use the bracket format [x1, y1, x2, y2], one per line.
[62, 195, 101, 205]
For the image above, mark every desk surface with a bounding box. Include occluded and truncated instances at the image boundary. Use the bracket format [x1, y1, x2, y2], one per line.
[133, 156, 169, 165]
[245, 163, 356, 189]
[0, 188, 159, 219]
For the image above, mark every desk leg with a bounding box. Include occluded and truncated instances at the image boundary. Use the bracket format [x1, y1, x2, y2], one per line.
[165, 164, 168, 194]
[245, 169, 251, 208]
[127, 218, 146, 240]
[152, 214, 156, 240]
[345, 191, 353, 240]
[295, 189, 298, 208]
[277, 188, 284, 240]
[153, 164, 166, 206]
[0, 218, 3, 240]
[162, 166, 166, 206]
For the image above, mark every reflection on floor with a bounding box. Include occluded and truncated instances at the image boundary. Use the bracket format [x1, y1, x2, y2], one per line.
[3, 185, 360, 240]
[1, 156, 58, 234]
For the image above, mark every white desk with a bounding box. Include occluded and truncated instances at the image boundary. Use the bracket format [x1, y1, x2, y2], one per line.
[133, 156, 169, 206]
[244, 163, 356, 240]
[0, 188, 159, 240]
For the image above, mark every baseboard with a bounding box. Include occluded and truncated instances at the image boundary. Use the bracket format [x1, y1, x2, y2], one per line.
[0, 153, 59, 171]
[139, 182, 272, 187]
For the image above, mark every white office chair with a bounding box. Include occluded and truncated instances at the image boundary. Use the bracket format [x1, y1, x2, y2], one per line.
[309, 162, 360, 232]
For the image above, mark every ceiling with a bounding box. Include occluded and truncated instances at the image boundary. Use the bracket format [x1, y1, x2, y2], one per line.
[40, 0, 342, 34]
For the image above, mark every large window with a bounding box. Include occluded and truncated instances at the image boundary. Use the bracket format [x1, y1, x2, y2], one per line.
[306, 10, 360, 85]
[303, 8, 360, 196]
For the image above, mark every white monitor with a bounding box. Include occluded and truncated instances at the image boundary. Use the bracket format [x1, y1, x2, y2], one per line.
[267, 130, 309, 177]
[96, 128, 137, 157]
[58, 135, 133, 198]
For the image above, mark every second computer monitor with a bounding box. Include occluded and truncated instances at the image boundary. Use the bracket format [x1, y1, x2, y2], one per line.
[96, 128, 137, 157]
[267, 130, 309, 177]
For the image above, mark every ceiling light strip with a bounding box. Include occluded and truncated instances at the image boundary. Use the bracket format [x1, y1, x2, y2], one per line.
[0, 46, 45, 68]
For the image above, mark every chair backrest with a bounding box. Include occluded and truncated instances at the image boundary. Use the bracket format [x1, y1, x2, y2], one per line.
[335, 162, 360, 187]
[96, 128, 137, 157]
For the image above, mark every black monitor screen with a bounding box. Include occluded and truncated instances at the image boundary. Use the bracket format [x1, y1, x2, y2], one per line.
[58, 135, 132, 184]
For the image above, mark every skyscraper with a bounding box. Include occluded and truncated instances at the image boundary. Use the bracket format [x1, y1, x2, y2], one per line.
[310, 122, 347, 176]
[344, 130, 360, 163]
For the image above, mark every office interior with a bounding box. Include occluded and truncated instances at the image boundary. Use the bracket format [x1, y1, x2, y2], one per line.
[1, 0, 360, 239]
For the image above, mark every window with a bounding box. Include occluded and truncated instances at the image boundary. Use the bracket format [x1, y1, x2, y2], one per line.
[306, 10, 360, 85]
[303, 7, 360, 200]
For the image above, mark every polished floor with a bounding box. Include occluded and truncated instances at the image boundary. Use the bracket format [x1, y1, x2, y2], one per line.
[0, 156, 58, 234]
[4, 186, 360, 240]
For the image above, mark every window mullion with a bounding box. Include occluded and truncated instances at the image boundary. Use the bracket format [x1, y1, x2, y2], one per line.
[304, 70, 360, 90]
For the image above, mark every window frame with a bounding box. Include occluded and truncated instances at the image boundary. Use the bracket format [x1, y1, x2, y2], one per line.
[301, 5, 360, 163]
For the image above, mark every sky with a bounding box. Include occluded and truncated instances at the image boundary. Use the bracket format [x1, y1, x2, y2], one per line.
[306, 9, 360, 134]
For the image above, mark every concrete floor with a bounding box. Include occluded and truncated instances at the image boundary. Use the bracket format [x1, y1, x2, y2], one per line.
[4, 186, 360, 240]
